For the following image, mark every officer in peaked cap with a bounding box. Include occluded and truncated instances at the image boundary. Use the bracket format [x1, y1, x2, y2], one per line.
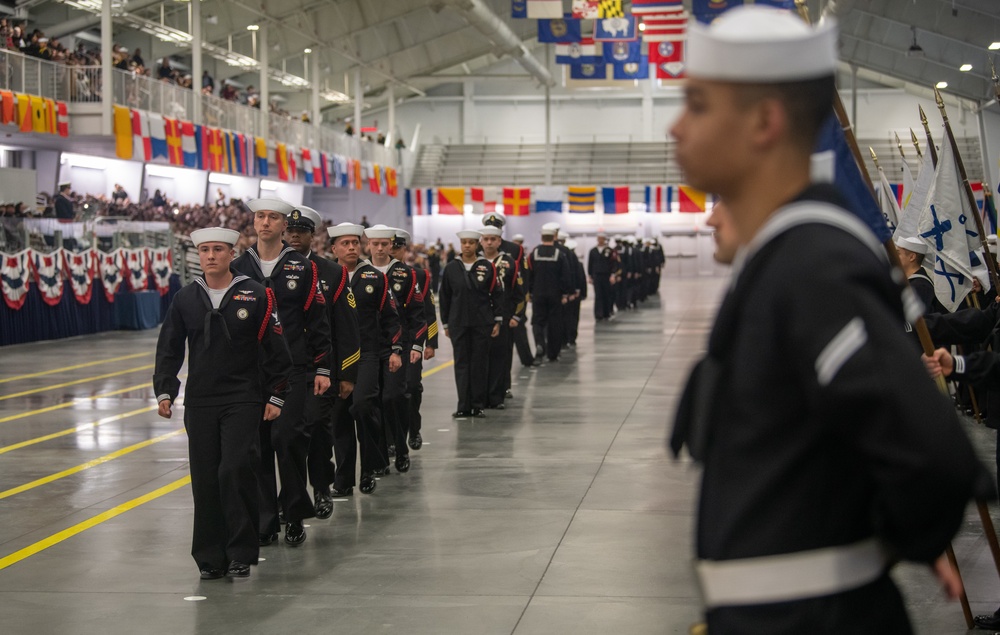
[669, 7, 988, 633]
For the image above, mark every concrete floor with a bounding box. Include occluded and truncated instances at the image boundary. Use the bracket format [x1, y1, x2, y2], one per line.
[0, 275, 997, 634]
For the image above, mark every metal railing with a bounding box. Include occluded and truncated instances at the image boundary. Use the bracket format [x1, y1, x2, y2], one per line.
[0, 48, 97, 102]
[112, 68, 194, 120]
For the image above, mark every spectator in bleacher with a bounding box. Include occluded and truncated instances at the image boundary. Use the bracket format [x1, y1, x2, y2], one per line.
[446, 243, 456, 263]
[55, 183, 74, 220]
[152, 189, 168, 209]
[112, 184, 130, 208]
[158, 57, 174, 81]
[131, 48, 144, 70]
[202, 69, 214, 93]
[360, 215, 370, 229]
[220, 81, 238, 101]
[215, 188, 226, 208]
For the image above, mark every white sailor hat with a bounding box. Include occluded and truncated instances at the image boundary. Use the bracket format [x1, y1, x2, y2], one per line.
[364, 224, 396, 239]
[392, 228, 411, 245]
[686, 6, 838, 83]
[541, 222, 559, 235]
[482, 211, 507, 228]
[287, 205, 321, 231]
[191, 227, 240, 246]
[327, 222, 364, 239]
[457, 230, 482, 240]
[512, 234, 525, 242]
[58, 181, 71, 188]
[246, 197, 294, 216]
[894, 236, 928, 255]
[596, 230, 607, 238]
[480, 226, 503, 237]
[565, 239, 578, 251]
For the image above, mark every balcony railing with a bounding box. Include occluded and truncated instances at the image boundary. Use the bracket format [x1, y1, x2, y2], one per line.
[0, 47, 398, 168]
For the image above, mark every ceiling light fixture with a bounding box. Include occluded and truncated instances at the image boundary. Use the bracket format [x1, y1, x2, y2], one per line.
[246, 24, 259, 31]
[936, 81, 948, 89]
[960, 63, 973, 71]
[907, 27, 924, 58]
[990, 42, 1000, 50]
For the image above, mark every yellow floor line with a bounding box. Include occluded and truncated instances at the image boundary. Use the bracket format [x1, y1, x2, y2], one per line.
[0, 383, 152, 424]
[0, 429, 186, 501]
[0, 475, 192, 571]
[0, 352, 152, 385]
[0, 365, 155, 402]
[422, 360, 454, 378]
[0, 405, 159, 455]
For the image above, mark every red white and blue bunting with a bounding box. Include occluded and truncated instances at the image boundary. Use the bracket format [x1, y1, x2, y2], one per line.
[2, 250, 32, 310]
[0, 248, 172, 309]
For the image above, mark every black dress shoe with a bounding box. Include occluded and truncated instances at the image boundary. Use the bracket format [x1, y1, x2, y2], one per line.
[359, 473, 377, 494]
[258, 532, 278, 547]
[505, 390, 513, 398]
[284, 521, 306, 546]
[452, 410, 471, 418]
[472, 409, 486, 418]
[491, 403, 506, 410]
[974, 612, 1000, 629]
[199, 567, 225, 580]
[314, 492, 333, 519]
[395, 454, 410, 473]
[277, 509, 285, 525]
[226, 561, 250, 578]
[408, 433, 423, 450]
[330, 486, 353, 497]
[388, 443, 396, 457]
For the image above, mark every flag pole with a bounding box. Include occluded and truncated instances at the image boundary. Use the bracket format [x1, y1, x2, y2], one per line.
[934, 88, 1000, 292]
[894, 132, 906, 162]
[919, 105, 940, 168]
[910, 129, 923, 160]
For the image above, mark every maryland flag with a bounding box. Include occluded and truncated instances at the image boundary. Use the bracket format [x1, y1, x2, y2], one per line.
[678, 185, 707, 213]
[113, 105, 133, 159]
[31, 95, 46, 133]
[599, 0, 624, 17]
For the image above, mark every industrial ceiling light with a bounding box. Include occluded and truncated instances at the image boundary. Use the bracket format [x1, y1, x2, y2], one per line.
[246, 24, 259, 31]
[960, 63, 973, 71]
[907, 27, 924, 58]
[936, 81, 948, 88]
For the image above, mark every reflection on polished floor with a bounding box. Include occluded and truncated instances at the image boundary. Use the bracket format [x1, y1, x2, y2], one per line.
[0, 275, 996, 634]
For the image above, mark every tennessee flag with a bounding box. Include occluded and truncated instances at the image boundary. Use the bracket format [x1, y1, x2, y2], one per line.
[31, 95, 46, 133]
[503, 187, 531, 216]
[113, 105, 133, 159]
[437, 188, 465, 214]
[277, 143, 290, 181]
[255, 137, 268, 176]
[164, 118, 183, 165]
[678, 185, 707, 213]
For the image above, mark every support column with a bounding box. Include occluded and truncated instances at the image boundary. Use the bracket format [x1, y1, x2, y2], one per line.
[544, 82, 552, 185]
[386, 84, 395, 147]
[310, 51, 320, 129]
[641, 76, 654, 142]
[260, 24, 269, 119]
[191, 0, 203, 125]
[354, 68, 362, 137]
[100, 0, 112, 135]
[461, 80, 475, 144]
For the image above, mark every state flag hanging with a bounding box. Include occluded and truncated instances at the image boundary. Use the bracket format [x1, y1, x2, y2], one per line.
[437, 188, 465, 215]
[556, 39, 601, 65]
[613, 58, 649, 80]
[572, 0, 599, 19]
[603, 40, 641, 64]
[601, 186, 629, 214]
[503, 187, 531, 216]
[527, 0, 563, 18]
[650, 40, 685, 80]
[598, 0, 624, 17]
[569, 186, 597, 213]
[512, 0, 527, 18]
[692, 0, 744, 23]
[538, 17, 582, 43]
[569, 63, 607, 80]
[631, 0, 684, 14]
[678, 186, 707, 213]
[594, 16, 637, 41]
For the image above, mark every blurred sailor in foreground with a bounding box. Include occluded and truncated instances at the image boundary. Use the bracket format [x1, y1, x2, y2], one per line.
[669, 7, 989, 634]
[154, 227, 292, 580]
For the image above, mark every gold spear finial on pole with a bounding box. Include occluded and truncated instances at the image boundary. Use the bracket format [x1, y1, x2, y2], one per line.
[894, 132, 905, 161]
[869, 146, 880, 170]
[910, 128, 923, 159]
